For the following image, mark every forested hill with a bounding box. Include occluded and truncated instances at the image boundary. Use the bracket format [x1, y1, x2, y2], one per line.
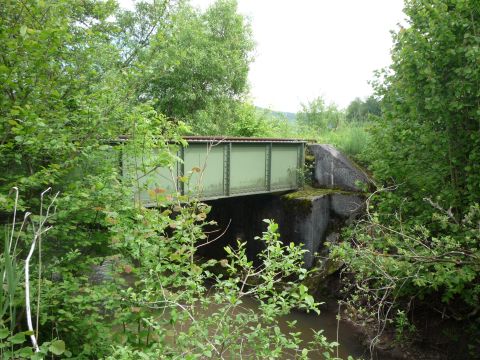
[256, 107, 297, 123]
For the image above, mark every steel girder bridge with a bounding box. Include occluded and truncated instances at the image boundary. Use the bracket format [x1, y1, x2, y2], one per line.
[122, 137, 306, 206]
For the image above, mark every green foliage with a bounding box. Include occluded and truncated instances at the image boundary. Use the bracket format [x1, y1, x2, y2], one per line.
[394, 310, 416, 343]
[193, 101, 269, 136]
[257, 98, 370, 159]
[271, 96, 370, 159]
[121, 0, 254, 134]
[332, 1, 480, 350]
[297, 97, 345, 133]
[105, 216, 341, 359]
[0, 0, 180, 357]
[0, 0, 137, 247]
[0, 190, 69, 359]
[332, 202, 480, 340]
[345, 96, 381, 123]
[314, 124, 370, 160]
[262, 113, 299, 139]
[367, 0, 480, 222]
[0, 329, 37, 359]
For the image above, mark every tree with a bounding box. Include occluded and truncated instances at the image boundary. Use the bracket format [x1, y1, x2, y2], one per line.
[0, 0, 128, 206]
[334, 0, 480, 348]
[346, 96, 381, 122]
[367, 0, 480, 220]
[193, 101, 269, 136]
[0, 1, 183, 355]
[120, 0, 255, 134]
[297, 97, 344, 132]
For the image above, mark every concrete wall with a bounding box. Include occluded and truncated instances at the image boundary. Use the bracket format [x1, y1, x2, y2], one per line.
[199, 144, 370, 269]
[309, 144, 372, 192]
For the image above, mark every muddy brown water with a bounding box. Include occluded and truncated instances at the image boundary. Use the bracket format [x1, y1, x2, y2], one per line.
[235, 296, 369, 360]
[116, 266, 373, 359]
[156, 295, 370, 359]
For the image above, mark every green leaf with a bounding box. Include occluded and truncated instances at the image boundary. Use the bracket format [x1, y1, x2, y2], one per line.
[49, 339, 65, 355]
[15, 346, 33, 357]
[20, 25, 27, 37]
[0, 328, 9, 339]
[304, 294, 315, 307]
[31, 353, 45, 360]
[8, 332, 26, 344]
[203, 349, 212, 357]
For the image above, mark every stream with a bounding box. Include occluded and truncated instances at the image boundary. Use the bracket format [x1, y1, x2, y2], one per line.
[116, 264, 374, 358]
[236, 296, 368, 360]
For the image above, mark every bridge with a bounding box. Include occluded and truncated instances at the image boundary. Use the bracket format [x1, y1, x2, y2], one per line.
[117, 138, 370, 268]
[122, 137, 306, 205]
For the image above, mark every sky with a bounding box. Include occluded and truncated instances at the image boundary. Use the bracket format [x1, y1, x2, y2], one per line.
[119, 0, 406, 112]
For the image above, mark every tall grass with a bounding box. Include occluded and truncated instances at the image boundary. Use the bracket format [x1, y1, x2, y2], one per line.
[1, 188, 58, 355]
[314, 123, 370, 160]
[263, 115, 371, 160]
[1, 189, 21, 337]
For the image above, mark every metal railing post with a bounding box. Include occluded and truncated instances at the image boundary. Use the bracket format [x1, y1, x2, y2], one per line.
[223, 143, 231, 196]
[265, 143, 272, 191]
[297, 143, 305, 188]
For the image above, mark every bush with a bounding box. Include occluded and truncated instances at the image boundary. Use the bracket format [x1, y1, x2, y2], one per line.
[332, 198, 480, 349]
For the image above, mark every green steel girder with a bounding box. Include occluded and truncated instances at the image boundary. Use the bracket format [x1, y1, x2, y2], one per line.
[123, 138, 306, 205]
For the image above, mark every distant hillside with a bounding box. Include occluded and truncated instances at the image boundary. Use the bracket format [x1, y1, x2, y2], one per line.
[256, 107, 297, 123]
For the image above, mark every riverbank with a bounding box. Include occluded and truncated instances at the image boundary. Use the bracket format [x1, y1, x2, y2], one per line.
[314, 270, 479, 360]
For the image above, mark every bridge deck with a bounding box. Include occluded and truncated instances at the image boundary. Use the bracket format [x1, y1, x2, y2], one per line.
[123, 137, 306, 205]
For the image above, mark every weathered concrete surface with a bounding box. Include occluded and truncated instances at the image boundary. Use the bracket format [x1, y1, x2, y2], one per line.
[201, 193, 331, 268]
[292, 195, 330, 268]
[281, 189, 365, 268]
[201, 187, 366, 269]
[330, 193, 365, 219]
[309, 144, 371, 192]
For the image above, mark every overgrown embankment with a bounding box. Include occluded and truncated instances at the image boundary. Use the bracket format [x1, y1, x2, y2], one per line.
[327, 1, 480, 358]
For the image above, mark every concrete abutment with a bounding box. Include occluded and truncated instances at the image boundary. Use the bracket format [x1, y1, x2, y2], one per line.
[200, 144, 370, 270]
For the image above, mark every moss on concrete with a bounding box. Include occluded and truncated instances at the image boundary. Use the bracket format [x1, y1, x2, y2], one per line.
[304, 154, 315, 163]
[281, 187, 340, 219]
[281, 194, 313, 218]
[281, 186, 366, 220]
[282, 186, 354, 201]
